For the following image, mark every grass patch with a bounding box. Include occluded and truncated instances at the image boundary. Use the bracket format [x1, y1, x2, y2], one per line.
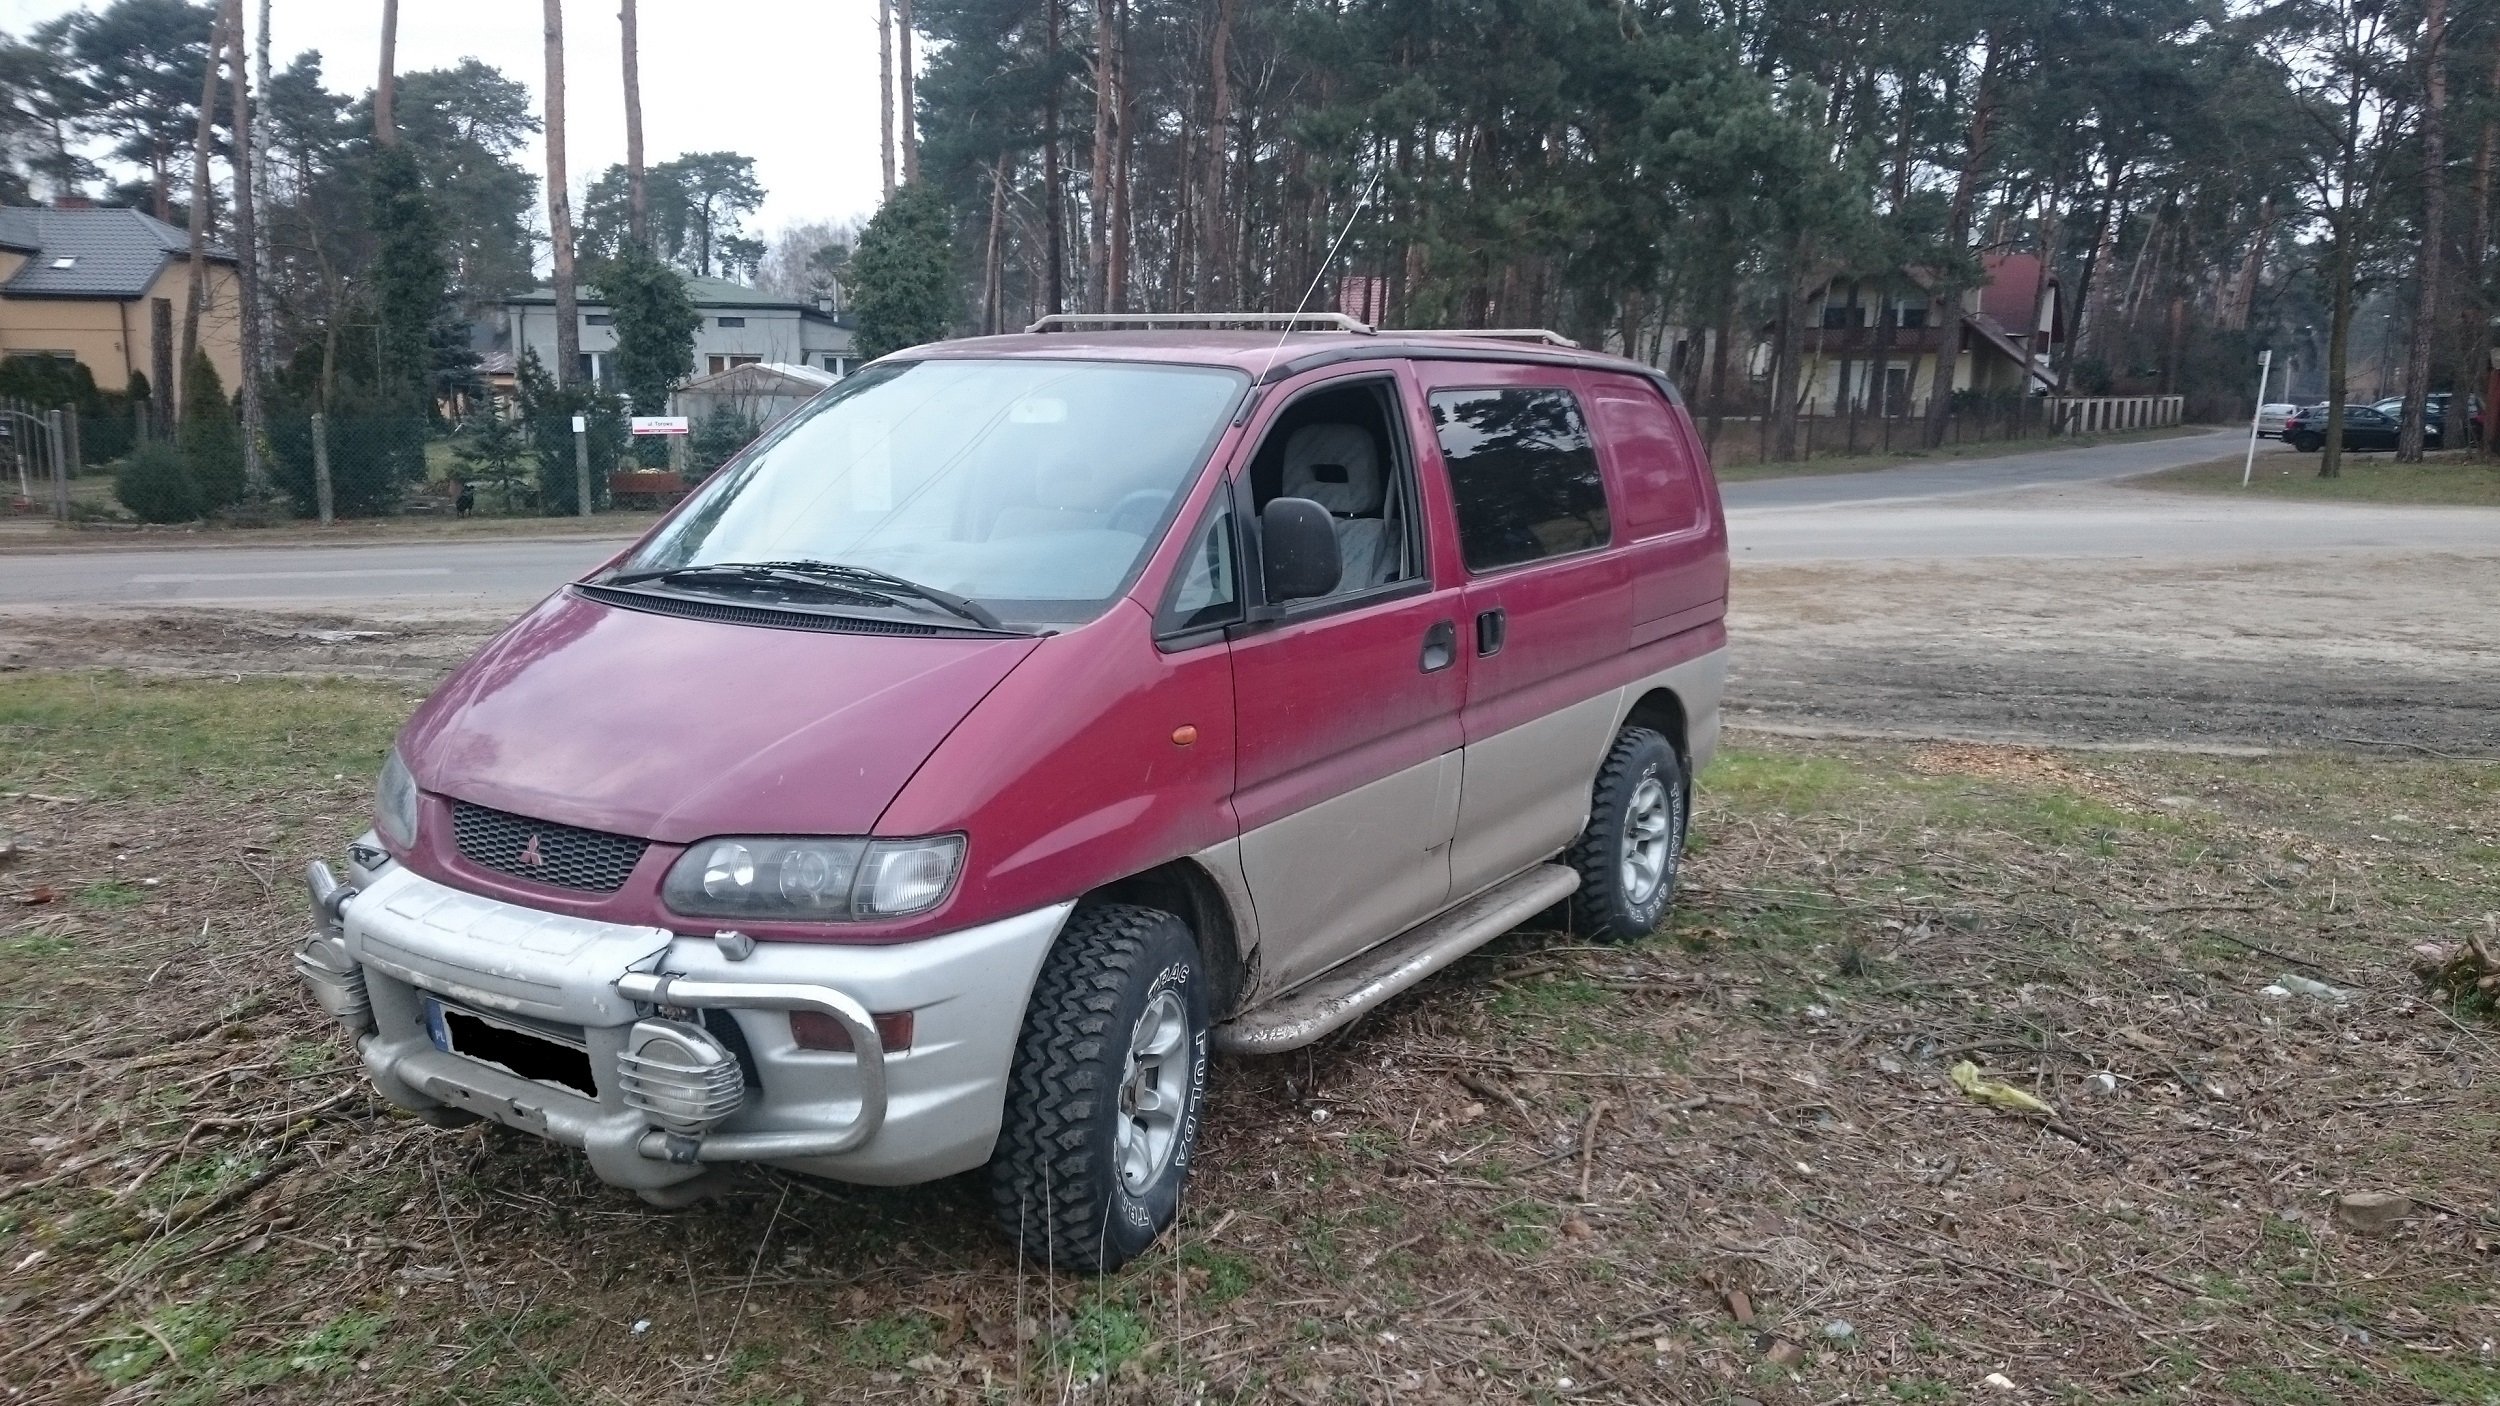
[2134, 450, 2500, 505]
[8, 671, 2500, 1404]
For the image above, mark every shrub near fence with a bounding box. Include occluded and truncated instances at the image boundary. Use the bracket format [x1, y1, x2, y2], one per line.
[267, 413, 430, 519]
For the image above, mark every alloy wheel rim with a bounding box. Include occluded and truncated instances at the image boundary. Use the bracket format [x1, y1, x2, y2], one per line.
[1114, 989, 1190, 1195]
[1621, 776, 1676, 907]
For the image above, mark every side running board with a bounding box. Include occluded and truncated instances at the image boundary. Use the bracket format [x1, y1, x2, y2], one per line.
[1214, 864, 1580, 1055]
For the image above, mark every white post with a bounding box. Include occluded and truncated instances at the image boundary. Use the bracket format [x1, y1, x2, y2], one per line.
[2241, 349, 2272, 487]
[572, 414, 592, 518]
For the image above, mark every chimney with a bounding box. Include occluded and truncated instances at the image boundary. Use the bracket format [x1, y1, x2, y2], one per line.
[52, 195, 93, 210]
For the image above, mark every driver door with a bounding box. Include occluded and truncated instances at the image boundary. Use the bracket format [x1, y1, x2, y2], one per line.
[1224, 365, 1470, 996]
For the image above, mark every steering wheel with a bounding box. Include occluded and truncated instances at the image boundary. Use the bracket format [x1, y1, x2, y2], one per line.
[1106, 489, 1171, 536]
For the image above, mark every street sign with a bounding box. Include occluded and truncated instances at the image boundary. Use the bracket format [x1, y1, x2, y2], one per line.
[630, 416, 691, 436]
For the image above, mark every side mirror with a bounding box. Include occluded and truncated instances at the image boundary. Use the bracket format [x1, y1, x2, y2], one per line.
[1259, 496, 1342, 605]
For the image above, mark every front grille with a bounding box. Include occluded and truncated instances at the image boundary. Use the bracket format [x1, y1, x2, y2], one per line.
[450, 800, 648, 893]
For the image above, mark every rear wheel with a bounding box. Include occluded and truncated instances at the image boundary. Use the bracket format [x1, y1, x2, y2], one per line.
[2291, 431, 2322, 452]
[1566, 726, 1687, 942]
[988, 903, 1209, 1273]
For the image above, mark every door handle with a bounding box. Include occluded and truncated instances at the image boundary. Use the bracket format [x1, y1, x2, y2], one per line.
[1420, 620, 1457, 673]
[1475, 608, 1507, 657]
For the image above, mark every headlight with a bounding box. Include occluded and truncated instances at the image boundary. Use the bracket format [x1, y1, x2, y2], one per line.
[662, 835, 964, 921]
[375, 749, 420, 851]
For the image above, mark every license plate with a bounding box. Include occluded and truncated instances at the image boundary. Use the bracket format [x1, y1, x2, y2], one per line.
[422, 997, 599, 1097]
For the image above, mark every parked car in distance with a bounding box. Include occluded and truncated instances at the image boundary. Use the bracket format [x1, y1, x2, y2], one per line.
[2254, 403, 2298, 438]
[2285, 403, 2402, 453]
[296, 316, 1730, 1271]
[2289, 394, 2488, 453]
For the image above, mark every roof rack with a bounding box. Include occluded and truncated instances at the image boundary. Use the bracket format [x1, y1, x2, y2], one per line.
[1385, 327, 1581, 348]
[1024, 311, 1375, 335]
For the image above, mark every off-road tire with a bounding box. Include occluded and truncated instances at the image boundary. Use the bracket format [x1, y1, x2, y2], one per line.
[988, 903, 1209, 1273]
[1566, 726, 1687, 942]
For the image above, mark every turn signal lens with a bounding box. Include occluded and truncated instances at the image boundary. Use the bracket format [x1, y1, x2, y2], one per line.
[790, 1009, 916, 1054]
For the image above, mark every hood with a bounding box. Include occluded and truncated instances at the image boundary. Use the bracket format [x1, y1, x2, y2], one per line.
[399, 590, 1041, 843]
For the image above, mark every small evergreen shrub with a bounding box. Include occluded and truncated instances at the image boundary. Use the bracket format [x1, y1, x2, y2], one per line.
[114, 441, 199, 523]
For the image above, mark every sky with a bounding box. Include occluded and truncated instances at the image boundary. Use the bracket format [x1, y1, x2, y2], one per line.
[0, 0, 893, 237]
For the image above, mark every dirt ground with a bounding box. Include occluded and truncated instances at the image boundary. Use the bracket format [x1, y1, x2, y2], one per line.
[5, 532, 2500, 1403]
[1729, 548, 2500, 757]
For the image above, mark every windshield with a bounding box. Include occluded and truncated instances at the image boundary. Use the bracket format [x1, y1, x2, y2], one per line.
[614, 358, 1246, 625]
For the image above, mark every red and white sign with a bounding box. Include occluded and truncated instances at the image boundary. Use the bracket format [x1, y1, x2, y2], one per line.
[630, 416, 691, 436]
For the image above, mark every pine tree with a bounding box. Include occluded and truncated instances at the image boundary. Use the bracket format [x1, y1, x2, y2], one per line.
[850, 182, 956, 359]
[178, 349, 245, 509]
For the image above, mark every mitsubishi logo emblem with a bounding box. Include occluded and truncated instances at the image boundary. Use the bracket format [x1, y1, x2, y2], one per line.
[516, 833, 546, 868]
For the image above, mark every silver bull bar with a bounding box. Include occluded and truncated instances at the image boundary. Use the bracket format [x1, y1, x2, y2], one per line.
[298, 861, 890, 1171]
[612, 971, 888, 1161]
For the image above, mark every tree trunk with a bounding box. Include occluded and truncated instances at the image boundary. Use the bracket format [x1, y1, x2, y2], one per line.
[984, 154, 1008, 334]
[1088, 0, 1115, 311]
[899, 0, 918, 184]
[252, 0, 273, 375]
[2397, 0, 2447, 462]
[1107, 0, 1131, 313]
[2069, 162, 2128, 373]
[1043, 0, 1065, 315]
[2321, 221, 2356, 479]
[1769, 254, 1807, 461]
[621, 0, 647, 252]
[2224, 195, 2274, 332]
[223, 0, 266, 493]
[1921, 32, 2001, 450]
[878, 0, 896, 199]
[545, 0, 582, 388]
[375, 0, 398, 146]
[2468, 40, 2498, 456]
[1704, 269, 1735, 448]
[179, 0, 229, 386]
[1196, 0, 1240, 309]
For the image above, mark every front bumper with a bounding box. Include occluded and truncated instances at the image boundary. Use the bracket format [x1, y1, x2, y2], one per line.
[297, 853, 1070, 1192]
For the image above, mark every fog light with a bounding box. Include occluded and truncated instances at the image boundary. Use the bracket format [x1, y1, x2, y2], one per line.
[294, 933, 372, 1033]
[616, 1019, 744, 1136]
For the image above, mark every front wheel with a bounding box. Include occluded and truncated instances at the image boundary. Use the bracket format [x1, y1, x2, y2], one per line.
[989, 903, 1210, 1273]
[1566, 726, 1688, 942]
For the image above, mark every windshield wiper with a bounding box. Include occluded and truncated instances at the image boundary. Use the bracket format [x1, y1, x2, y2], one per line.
[602, 560, 1015, 632]
[743, 560, 1012, 631]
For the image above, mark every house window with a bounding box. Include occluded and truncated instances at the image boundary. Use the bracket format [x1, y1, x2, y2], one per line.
[705, 354, 765, 376]
[717, 316, 746, 328]
[585, 313, 613, 327]
[1821, 304, 1856, 330]
[824, 354, 848, 377]
[49, 257, 74, 270]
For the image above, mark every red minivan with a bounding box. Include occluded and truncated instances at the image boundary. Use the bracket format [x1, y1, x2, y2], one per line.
[296, 318, 1728, 1270]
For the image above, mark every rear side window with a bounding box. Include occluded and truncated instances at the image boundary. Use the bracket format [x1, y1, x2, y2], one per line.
[1429, 387, 1610, 572]
[1589, 382, 1701, 538]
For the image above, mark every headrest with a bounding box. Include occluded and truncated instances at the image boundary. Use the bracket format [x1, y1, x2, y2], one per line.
[1279, 424, 1383, 516]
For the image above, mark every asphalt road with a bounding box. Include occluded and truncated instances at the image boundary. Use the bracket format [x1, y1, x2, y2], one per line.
[3, 428, 2491, 605]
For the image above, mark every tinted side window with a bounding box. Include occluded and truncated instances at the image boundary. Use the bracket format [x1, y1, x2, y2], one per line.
[1429, 387, 1610, 572]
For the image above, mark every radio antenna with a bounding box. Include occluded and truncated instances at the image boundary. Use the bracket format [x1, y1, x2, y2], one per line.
[1257, 164, 1386, 382]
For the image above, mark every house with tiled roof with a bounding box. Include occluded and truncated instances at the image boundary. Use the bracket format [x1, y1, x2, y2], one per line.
[0, 203, 241, 412]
